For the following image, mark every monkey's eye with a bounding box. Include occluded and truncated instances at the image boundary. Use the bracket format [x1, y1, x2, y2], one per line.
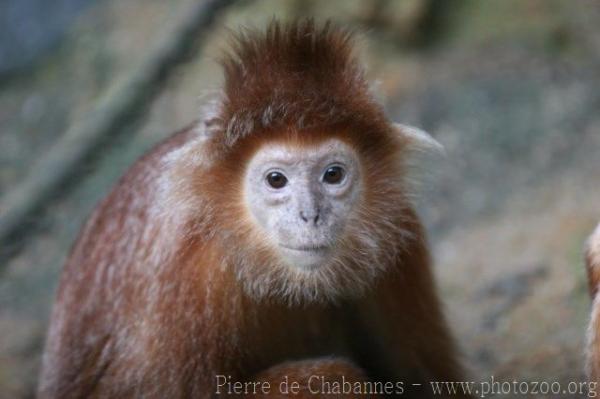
[322, 166, 345, 185]
[266, 171, 288, 189]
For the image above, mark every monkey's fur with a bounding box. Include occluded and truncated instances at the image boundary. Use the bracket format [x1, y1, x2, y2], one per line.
[38, 20, 469, 398]
[586, 223, 600, 381]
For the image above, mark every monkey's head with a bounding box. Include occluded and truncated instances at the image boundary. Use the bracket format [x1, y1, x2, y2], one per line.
[173, 20, 440, 304]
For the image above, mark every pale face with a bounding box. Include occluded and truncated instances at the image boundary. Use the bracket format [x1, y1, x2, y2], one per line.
[243, 139, 362, 270]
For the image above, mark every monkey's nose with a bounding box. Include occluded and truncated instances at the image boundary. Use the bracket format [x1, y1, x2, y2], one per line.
[299, 210, 320, 225]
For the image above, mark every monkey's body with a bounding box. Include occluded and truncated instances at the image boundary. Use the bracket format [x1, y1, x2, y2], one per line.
[40, 127, 461, 398]
[39, 20, 469, 398]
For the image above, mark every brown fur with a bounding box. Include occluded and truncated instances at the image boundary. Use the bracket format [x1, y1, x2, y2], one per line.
[202, 19, 390, 162]
[38, 20, 469, 398]
[250, 358, 382, 398]
[585, 223, 600, 381]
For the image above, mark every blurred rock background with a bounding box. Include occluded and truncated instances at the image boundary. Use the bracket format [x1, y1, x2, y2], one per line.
[0, 0, 599, 397]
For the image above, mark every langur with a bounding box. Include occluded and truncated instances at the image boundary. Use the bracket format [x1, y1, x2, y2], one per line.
[586, 222, 600, 382]
[38, 20, 470, 398]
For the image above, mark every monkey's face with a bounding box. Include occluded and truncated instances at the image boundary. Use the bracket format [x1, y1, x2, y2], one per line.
[243, 138, 362, 270]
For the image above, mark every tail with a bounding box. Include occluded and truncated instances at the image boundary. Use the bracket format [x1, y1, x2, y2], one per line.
[585, 223, 600, 381]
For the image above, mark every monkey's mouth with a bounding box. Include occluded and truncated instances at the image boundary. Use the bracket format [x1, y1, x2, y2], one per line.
[278, 244, 332, 270]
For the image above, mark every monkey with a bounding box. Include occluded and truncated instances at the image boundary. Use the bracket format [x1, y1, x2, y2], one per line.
[38, 20, 471, 398]
[585, 222, 600, 382]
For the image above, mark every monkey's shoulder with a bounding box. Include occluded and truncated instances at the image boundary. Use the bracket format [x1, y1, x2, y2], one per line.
[64, 124, 206, 270]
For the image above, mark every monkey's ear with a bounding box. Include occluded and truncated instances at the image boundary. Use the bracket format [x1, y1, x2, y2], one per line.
[393, 123, 445, 199]
[392, 123, 444, 154]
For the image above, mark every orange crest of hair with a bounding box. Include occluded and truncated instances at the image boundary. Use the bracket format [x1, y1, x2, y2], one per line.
[203, 19, 391, 160]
